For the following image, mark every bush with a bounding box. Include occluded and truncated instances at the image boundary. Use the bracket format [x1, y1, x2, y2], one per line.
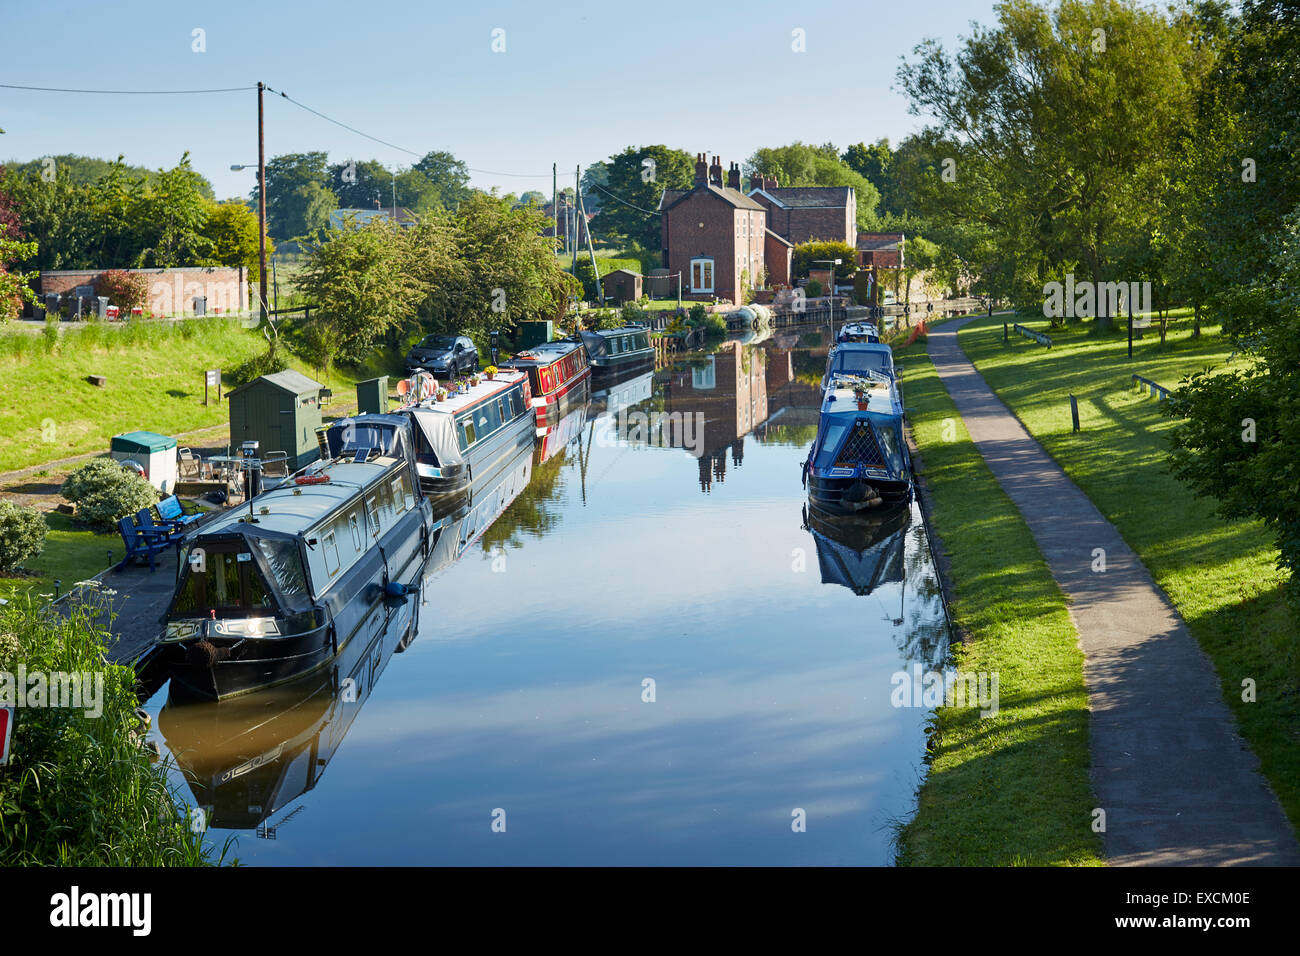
[805, 279, 823, 298]
[687, 303, 707, 326]
[62, 458, 159, 531]
[96, 269, 150, 313]
[701, 312, 727, 336]
[229, 342, 288, 387]
[619, 303, 648, 326]
[0, 501, 47, 571]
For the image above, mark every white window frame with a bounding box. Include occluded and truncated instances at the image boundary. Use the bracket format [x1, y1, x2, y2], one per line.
[690, 257, 714, 293]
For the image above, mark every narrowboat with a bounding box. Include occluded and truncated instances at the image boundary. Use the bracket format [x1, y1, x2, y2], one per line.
[803, 342, 913, 513]
[499, 339, 592, 433]
[536, 402, 587, 465]
[837, 320, 880, 344]
[422, 437, 534, 586]
[802, 502, 910, 596]
[159, 597, 417, 830]
[153, 413, 434, 700]
[398, 368, 535, 499]
[573, 324, 654, 380]
[589, 369, 653, 420]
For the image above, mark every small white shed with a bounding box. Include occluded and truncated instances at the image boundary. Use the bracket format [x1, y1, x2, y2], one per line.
[110, 430, 178, 493]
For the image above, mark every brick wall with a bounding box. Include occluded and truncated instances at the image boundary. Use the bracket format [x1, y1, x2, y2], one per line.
[36, 267, 249, 316]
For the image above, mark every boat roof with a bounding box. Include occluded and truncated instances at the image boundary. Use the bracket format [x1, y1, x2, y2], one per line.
[596, 324, 648, 337]
[197, 456, 402, 540]
[399, 369, 527, 417]
[834, 341, 892, 356]
[504, 340, 582, 365]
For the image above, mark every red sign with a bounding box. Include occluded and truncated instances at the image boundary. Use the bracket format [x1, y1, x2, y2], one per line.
[0, 706, 12, 766]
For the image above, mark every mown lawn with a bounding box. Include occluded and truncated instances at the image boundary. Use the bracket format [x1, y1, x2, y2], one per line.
[0, 512, 117, 603]
[957, 312, 1300, 833]
[0, 319, 368, 473]
[895, 330, 1104, 866]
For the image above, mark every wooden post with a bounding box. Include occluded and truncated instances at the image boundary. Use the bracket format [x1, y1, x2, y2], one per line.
[1070, 394, 1080, 433]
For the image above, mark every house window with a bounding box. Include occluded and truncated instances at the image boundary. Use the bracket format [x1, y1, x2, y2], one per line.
[690, 258, 714, 293]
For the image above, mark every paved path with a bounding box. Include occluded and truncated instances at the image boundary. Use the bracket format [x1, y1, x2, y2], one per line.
[928, 315, 1299, 866]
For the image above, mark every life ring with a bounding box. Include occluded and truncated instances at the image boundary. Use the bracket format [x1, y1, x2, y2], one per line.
[294, 474, 330, 485]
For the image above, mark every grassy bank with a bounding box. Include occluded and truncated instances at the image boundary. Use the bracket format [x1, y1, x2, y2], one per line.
[0, 318, 367, 473]
[0, 513, 116, 603]
[895, 329, 1104, 865]
[0, 599, 227, 864]
[957, 312, 1300, 831]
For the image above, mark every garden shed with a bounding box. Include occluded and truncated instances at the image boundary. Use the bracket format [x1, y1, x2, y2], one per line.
[227, 370, 325, 471]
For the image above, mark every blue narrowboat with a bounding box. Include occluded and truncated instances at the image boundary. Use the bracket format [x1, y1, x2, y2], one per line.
[837, 320, 880, 344]
[803, 342, 912, 513]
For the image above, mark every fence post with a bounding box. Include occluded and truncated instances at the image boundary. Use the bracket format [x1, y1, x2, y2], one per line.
[1070, 394, 1080, 433]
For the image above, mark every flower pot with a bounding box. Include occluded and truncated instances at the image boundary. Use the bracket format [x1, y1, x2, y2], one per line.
[857, 401, 869, 411]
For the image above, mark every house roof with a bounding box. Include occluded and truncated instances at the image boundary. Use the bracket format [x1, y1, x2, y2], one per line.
[857, 232, 904, 252]
[660, 183, 766, 213]
[750, 186, 854, 209]
[601, 269, 641, 279]
[764, 228, 794, 248]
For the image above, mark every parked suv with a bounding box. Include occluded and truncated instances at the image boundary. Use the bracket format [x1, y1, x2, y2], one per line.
[405, 334, 479, 377]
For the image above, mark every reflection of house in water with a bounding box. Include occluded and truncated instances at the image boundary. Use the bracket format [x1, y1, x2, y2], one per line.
[754, 347, 824, 442]
[661, 341, 768, 492]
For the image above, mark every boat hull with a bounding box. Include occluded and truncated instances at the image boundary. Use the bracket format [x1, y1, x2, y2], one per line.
[807, 472, 912, 515]
[160, 504, 431, 701]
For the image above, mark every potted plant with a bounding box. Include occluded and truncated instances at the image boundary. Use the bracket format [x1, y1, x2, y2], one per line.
[854, 386, 869, 411]
[470, 373, 481, 387]
[436, 387, 448, 401]
[484, 364, 498, 381]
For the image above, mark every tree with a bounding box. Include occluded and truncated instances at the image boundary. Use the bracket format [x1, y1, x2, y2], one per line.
[411, 150, 472, 210]
[791, 241, 858, 280]
[295, 218, 421, 369]
[327, 158, 392, 210]
[256, 152, 333, 241]
[203, 200, 269, 278]
[842, 140, 893, 209]
[589, 145, 694, 250]
[133, 154, 213, 268]
[745, 142, 881, 232]
[0, 502, 46, 573]
[1164, 0, 1300, 593]
[897, 0, 1211, 329]
[516, 191, 547, 208]
[0, 237, 39, 320]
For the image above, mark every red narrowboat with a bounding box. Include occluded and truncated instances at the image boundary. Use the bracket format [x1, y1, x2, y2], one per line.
[499, 340, 592, 432]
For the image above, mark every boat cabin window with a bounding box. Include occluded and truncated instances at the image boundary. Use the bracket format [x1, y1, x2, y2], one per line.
[326, 420, 401, 459]
[349, 512, 363, 550]
[322, 530, 341, 576]
[829, 349, 891, 377]
[172, 544, 275, 617]
[256, 538, 308, 596]
[510, 387, 526, 417]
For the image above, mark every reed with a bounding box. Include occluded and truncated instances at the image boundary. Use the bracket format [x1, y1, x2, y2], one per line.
[0, 596, 232, 865]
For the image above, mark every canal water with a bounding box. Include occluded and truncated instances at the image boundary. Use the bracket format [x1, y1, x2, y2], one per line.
[143, 334, 950, 865]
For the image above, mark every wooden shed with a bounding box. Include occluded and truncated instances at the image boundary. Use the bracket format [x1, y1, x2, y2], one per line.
[227, 370, 325, 471]
[600, 269, 643, 304]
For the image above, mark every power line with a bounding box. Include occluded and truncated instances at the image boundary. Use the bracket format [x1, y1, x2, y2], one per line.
[0, 82, 255, 94]
[590, 181, 660, 216]
[265, 85, 553, 179]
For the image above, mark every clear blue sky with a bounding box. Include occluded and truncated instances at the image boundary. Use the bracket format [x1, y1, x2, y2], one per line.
[1, 0, 999, 200]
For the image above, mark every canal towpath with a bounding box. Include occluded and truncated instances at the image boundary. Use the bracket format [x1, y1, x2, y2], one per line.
[926, 315, 1300, 866]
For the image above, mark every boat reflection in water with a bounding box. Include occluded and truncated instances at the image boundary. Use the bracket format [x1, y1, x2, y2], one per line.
[802, 502, 910, 597]
[159, 596, 417, 832]
[158, 440, 538, 833]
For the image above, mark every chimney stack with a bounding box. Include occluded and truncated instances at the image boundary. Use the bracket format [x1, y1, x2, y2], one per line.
[726, 162, 740, 190]
[708, 155, 723, 186]
[694, 153, 708, 186]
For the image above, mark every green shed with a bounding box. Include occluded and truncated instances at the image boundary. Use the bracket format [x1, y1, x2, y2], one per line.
[518, 320, 554, 350]
[227, 370, 325, 471]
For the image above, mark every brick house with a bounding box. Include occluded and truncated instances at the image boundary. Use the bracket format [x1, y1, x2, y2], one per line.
[748, 176, 856, 247]
[856, 232, 904, 270]
[660, 155, 768, 304]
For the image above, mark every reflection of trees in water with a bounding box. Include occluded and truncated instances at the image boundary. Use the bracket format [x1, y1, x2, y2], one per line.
[897, 508, 949, 668]
[477, 447, 570, 552]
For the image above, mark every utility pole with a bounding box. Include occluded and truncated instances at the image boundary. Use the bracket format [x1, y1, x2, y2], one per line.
[552, 162, 558, 256]
[257, 81, 268, 325]
[572, 166, 580, 274]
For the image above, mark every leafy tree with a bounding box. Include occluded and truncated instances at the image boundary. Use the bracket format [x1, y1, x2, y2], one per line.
[589, 145, 694, 250]
[203, 200, 268, 278]
[516, 191, 547, 208]
[792, 240, 858, 279]
[295, 218, 421, 369]
[0, 169, 23, 241]
[842, 140, 893, 210]
[411, 150, 472, 210]
[1164, 0, 1300, 593]
[0, 237, 39, 320]
[95, 269, 149, 313]
[62, 458, 159, 532]
[897, 0, 1210, 328]
[133, 154, 214, 268]
[255, 152, 333, 241]
[326, 158, 393, 210]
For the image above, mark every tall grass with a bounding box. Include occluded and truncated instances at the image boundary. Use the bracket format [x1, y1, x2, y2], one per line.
[0, 597, 230, 865]
[0, 316, 243, 360]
